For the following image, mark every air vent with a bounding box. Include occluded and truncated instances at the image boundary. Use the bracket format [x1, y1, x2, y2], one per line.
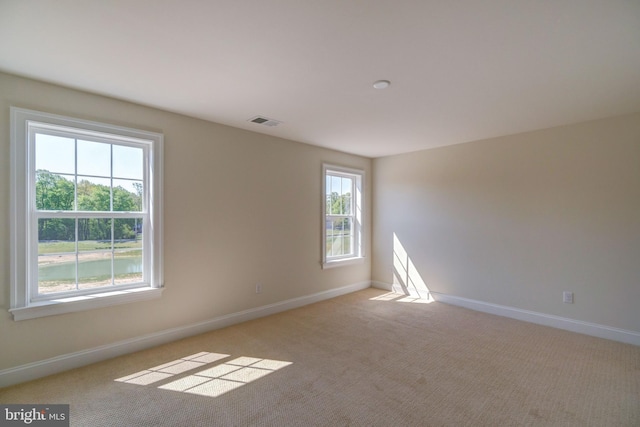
[248, 116, 282, 127]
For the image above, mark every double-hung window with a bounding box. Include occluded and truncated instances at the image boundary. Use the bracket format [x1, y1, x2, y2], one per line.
[10, 108, 163, 320]
[322, 164, 364, 268]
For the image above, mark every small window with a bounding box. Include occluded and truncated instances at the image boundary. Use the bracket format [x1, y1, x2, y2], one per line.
[10, 108, 163, 320]
[322, 164, 364, 268]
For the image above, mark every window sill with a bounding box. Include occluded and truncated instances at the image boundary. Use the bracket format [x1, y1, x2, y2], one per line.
[9, 287, 163, 321]
[322, 256, 365, 269]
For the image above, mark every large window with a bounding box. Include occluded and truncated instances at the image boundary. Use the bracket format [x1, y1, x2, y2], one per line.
[10, 108, 163, 320]
[322, 164, 364, 268]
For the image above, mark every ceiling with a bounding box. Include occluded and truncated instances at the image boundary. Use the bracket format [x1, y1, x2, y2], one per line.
[1, 1, 639, 158]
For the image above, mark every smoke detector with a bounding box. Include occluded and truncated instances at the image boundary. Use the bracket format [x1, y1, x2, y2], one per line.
[373, 80, 391, 89]
[248, 116, 282, 127]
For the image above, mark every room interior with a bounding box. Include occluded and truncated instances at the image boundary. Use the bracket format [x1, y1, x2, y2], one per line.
[0, 1, 639, 425]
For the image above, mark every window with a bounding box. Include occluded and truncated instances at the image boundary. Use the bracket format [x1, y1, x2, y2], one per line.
[10, 107, 163, 320]
[322, 164, 364, 268]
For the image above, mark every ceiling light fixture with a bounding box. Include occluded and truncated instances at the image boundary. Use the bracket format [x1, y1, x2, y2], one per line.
[373, 80, 391, 89]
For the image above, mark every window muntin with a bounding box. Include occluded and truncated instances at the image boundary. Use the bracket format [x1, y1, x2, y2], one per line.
[323, 165, 364, 267]
[10, 107, 163, 319]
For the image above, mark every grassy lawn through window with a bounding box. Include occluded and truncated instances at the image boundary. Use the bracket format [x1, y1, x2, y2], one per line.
[38, 239, 141, 254]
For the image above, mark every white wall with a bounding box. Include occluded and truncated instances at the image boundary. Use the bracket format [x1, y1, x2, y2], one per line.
[372, 113, 640, 333]
[0, 72, 371, 373]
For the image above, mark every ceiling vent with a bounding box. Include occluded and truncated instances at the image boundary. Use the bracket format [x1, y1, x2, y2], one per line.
[248, 116, 282, 127]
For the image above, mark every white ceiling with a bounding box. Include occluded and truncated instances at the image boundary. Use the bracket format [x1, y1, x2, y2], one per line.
[1, 1, 639, 158]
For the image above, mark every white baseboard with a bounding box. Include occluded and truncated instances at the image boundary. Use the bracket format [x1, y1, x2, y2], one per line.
[371, 281, 432, 299]
[0, 281, 371, 388]
[372, 281, 640, 346]
[371, 281, 392, 291]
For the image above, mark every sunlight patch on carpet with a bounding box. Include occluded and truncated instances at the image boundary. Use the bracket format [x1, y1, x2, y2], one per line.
[115, 352, 292, 398]
[370, 292, 433, 304]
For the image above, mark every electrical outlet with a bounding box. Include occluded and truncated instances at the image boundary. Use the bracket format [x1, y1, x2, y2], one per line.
[562, 291, 573, 304]
[255, 283, 262, 294]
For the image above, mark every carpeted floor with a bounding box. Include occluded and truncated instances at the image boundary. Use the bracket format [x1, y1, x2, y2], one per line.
[1, 288, 639, 426]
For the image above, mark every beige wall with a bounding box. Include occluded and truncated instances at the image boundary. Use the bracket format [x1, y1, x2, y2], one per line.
[2, 70, 638, 377]
[0, 72, 371, 371]
[372, 113, 640, 332]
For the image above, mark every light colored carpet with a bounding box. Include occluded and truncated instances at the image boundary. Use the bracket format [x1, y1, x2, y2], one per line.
[1, 288, 639, 426]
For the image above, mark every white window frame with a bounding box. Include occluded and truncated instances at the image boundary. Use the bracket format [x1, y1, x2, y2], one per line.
[9, 107, 164, 321]
[322, 164, 364, 269]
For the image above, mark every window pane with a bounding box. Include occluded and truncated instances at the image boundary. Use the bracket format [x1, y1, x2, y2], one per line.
[340, 177, 353, 215]
[327, 175, 353, 215]
[114, 218, 143, 285]
[38, 218, 76, 294]
[332, 192, 351, 215]
[113, 145, 143, 180]
[36, 171, 75, 210]
[331, 175, 341, 193]
[78, 252, 113, 289]
[77, 140, 111, 177]
[114, 218, 142, 242]
[341, 218, 353, 255]
[330, 176, 341, 214]
[113, 180, 143, 211]
[343, 192, 352, 215]
[78, 218, 112, 248]
[38, 260, 77, 294]
[38, 218, 76, 251]
[326, 217, 352, 257]
[35, 133, 75, 175]
[77, 177, 111, 211]
[114, 251, 143, 285]
[78, 218, 112, 289]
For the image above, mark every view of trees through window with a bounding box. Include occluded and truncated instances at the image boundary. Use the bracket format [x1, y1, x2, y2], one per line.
[325, 174, 354, 257]
[35, 133, 146, 295]
[36, 170, 142, 241]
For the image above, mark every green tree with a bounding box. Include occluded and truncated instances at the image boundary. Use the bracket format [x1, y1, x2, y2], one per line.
[36, 170, 75, 241]
[77, 179, 110, 211]
[36, 171, 142, 242]
[114, 186, 139, 211]
[329, 191, 352, 215]
[36, 170, 74, 210]
[328, 192, 351, 230]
